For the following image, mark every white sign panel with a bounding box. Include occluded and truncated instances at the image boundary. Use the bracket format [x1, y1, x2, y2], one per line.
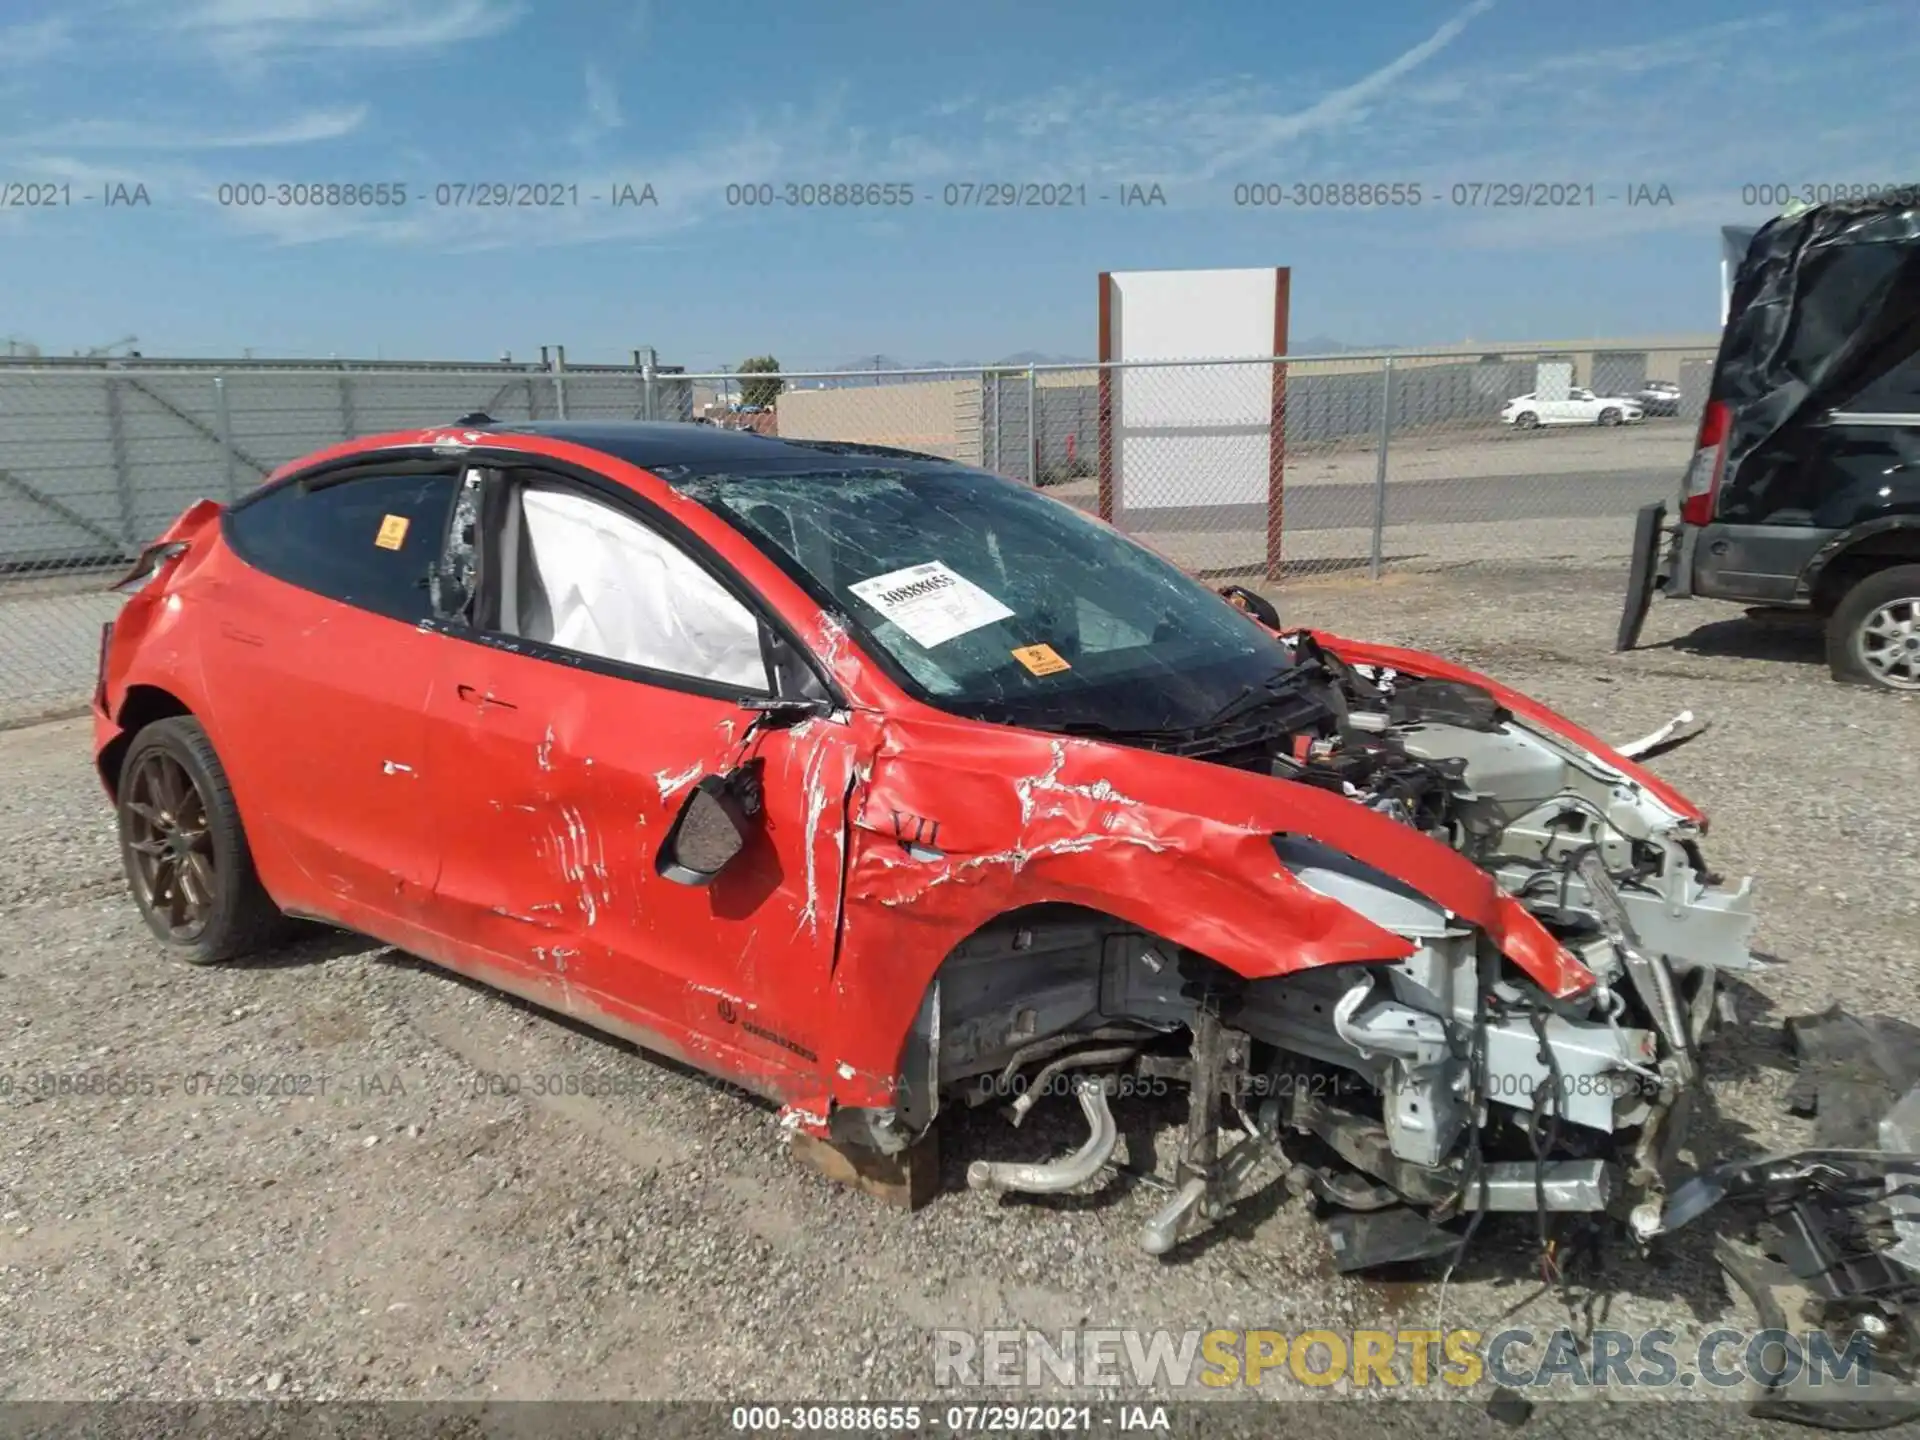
[1535, 361, 1574, 402]
[1103, 268, 1283, 513]
[848, 561, 1013, 649]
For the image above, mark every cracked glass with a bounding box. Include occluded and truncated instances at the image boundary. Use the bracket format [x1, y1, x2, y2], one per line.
[682, 464, 1298, 733]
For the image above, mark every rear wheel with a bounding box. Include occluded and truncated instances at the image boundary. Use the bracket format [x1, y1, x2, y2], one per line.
[118, 715, 286, 963]
[1598, 407, 1622, 426]
[1513, 411, 1539, 430]
[1826, 564, 1920, 691]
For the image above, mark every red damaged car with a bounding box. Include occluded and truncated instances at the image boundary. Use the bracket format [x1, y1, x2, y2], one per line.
[93, 420, 1759, 1263]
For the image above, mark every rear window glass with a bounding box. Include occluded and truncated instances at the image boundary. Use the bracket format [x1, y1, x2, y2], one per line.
[226, 471, 458, 623]
[1848, 359, 1920, 411]
[1788, 246, 1920, 411]
[1788, 246, 1905, 372]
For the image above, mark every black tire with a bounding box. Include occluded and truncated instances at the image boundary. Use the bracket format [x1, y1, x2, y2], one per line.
[1598, 407, 1622, 426]
[117, 715, 287, 963]
[1825, 564, 1920, 691]
[1513, 411, 1539, 430]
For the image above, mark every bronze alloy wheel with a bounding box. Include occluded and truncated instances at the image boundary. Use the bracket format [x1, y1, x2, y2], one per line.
[123, 747, 218, 940]
[114, 715, 286, 963]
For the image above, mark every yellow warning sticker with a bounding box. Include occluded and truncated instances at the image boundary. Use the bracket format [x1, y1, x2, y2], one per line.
[1011, 643, 1071, 676]
[374, 514, 411, 550]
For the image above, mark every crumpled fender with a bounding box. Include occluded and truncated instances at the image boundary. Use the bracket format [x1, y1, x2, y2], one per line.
[822, 706, 1595, 1113]
[95, 500, 226, 759]
[1303, 629, 1708, 827]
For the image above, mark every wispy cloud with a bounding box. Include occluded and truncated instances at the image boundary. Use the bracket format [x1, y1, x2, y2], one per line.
[569, 62, 624, 149]
[172, 0, 522, 61]
[1190, 0, 1498, 180]
[6, 0, 1913, 261]
[584, 65, 622, 130]
[0, 106, 367, 151]
[711, 3, 1505, 195]
[122, 94, 858, 253]
[1491, 15, 1788, 82]
[0, 16, 70, 66]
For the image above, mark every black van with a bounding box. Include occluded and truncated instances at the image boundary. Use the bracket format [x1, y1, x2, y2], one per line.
[1618, 196, 1920, 690]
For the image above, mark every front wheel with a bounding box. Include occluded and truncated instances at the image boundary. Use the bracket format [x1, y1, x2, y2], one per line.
[1597, 407, 1622, 426]
[1513, 411, 1539, 430]
[1826, 564, 1920, 691]
[117, 715, 287, 963]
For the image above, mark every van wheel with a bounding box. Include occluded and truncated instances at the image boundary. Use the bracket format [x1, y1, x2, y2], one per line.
[1513, 411, 1539, 430]
[1598, 407, 1622, 426]
[1826, 565, 1920, 691]
[117, 715, 286, 963]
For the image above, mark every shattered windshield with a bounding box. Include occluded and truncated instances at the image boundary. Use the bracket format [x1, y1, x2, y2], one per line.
[678, 464, 1296, 732]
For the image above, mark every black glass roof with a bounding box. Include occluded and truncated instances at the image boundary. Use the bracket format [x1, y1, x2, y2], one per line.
[489, 420, 957, 477]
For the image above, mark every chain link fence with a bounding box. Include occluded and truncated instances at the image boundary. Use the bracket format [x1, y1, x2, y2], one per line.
[1, 344, 1716, 726]
[766, 346, 1714, 580]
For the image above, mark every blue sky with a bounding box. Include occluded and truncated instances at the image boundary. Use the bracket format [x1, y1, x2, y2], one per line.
[0, 0, 1913, 370]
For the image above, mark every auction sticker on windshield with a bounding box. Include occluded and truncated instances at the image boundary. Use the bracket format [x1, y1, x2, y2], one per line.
[1011, 643, 1071, 675]
[848, 561, 1014, 648]
[374, 514, 411, 550]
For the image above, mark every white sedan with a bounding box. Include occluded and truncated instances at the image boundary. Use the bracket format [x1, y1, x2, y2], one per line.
[1501, 387, 1645, 428]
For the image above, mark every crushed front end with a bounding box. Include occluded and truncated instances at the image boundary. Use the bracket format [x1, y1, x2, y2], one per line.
[920, 633, 1758, 1265]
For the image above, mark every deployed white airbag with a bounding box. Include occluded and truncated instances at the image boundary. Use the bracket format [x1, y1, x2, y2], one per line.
[519, 488, 768, 690]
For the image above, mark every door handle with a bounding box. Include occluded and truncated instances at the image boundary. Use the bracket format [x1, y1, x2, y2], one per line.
[456, 683, 518, 710]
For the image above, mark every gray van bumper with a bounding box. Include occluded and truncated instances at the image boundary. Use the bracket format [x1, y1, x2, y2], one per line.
[1692, 522, 1838, 605]
[1618, 512, 1834, 650]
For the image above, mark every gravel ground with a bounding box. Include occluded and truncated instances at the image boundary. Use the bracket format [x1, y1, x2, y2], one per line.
[3, 563, 1919, 1436]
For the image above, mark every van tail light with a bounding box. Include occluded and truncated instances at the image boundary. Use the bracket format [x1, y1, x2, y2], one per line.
[1678, 400, 1731, 526]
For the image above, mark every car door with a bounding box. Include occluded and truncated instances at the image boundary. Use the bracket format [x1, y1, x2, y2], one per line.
[201, 459, 465, 933]
[419, 466, 859, 1096]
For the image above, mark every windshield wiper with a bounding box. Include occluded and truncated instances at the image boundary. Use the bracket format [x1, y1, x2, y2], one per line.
[1194, 666, 1308, 730]
[1014, 669, 1315, 745]
[1044, 717, 1191, 741]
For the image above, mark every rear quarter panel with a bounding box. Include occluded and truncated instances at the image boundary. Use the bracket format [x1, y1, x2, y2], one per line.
[95, 519, 322, 918]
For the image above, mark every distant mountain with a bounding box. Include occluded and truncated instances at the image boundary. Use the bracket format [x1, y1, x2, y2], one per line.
[831, 354, 917, 373]
[1291, 335, 1382, 355]
[804, 352, 1097, 387]
[991, 351, 1096, 367]
[826, 351, 1093, 372]
[794, 343, 1387, 388]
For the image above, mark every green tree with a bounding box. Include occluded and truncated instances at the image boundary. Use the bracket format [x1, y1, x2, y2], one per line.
[737, 355, 784, 409]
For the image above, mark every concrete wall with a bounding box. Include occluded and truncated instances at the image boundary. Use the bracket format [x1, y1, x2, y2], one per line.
[0, 361, 692, 568]
[980, 356, 1695, 486]
[772, 376, 983, 465]
[766, 342, 1719, 491]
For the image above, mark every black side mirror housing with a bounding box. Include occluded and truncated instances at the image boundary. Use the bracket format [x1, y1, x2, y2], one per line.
[1218, 584, 1281, 630]
[761, 622, 833, 707]
[657, 772, 758, 886]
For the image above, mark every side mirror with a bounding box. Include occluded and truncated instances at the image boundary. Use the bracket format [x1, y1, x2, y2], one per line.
[657, 771, 760, 886]
[1218, 584, 1281, 630]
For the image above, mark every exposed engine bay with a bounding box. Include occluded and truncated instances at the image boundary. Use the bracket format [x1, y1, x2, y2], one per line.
[864, 632, 1761, 1265]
